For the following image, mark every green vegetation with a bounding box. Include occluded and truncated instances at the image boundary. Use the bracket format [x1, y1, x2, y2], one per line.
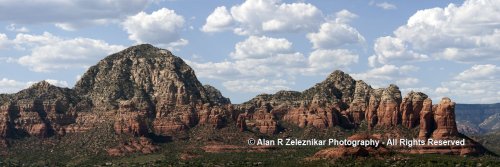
[472, 132, 500, 155]
[1, 123, 499, 166]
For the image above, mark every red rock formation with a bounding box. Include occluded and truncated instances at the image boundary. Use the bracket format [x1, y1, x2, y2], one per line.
[347, 81, 371, 124]
[152, 117, 188, 135]
[418, 98, 434, 139]
[198, 105, 229, 129]
[253, 110, 278, 134]
[283, 103, 340, 129]
[401, 92, 427, 128]
[113, 99, 150, 136]
[432, 97, 458, 139]
[311, 134, 388, 160]
[0, 103, 12, 138]
[283, 106, 308, 128]
[376, 85, 402, 127]
[114, 112, 149, 136]
[365, 89, 382, 128]
[153, 103, 199, 135]
[348, 101, 366, 124]
[14, 101, 48, 137]
[241, 104, 279, 134]
[236, 114, 248, 132]
[54, 112, 110, 135]
[107, 137, 159, 156]
[0, 44, 488, 158]
[312, 147, 369, 159]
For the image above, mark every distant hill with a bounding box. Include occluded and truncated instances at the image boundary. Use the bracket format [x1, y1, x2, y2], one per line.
[455, 103, 500, 135]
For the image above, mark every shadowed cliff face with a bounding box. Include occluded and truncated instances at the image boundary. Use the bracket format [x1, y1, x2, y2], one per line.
[0, 44, 489, 156]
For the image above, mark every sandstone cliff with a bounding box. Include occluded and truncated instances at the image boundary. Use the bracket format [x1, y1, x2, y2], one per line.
[0, 81, 81, 139]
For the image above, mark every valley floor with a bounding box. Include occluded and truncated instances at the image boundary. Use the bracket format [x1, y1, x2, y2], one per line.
[0, 123, 499, 166]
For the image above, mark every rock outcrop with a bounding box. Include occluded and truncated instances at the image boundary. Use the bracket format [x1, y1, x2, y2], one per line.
[0, 81, 81, 139]
[365, 89, 383, 128]
[204, 85, 231, 105]
[311, 134, 388, 160]
[74, 44, 211, 111]
[418, 98, 433, 139]
[376, 84, 402, 127]
[347, 81, 371, 124]
[252, 105, 279, 134]
[401, 91, 427, 128]
[106, 137, 159, 156]
[238, 70, 365, 131]
[239, 72, 405, 131]
[417, 97, 460, 140]
[0, 44, 488, 157]
[237, 68, 486, 155]
[432, 97, 458, 139]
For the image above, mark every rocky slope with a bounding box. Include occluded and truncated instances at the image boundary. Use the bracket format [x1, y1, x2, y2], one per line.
[76, 44, 239, 137]
[455, 103, 500, 135]
[0, 81, 82, 139]
[1, 44, 234, 145]
[0, 44, 490, 157]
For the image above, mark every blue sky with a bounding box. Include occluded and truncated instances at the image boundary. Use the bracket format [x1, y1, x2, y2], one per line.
[0, 0, 499, 104]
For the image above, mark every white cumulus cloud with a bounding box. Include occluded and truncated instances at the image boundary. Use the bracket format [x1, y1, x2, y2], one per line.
[0, 33, 11, 49]
[0, 78, 25, 93]
[432, 64, 500, 103]
[396, 77, 419, 86]
[454, 64, 500, 80]
[351, 64, 420, 88]
[201, 0, 323, 35]
[334, 9, 358, 24]
[201, 6, 234, 33]
[187, 35, 309, 93]
[307, 21, 365, 49]
[306, 49, 358, 74]
[230, 36, 292, 59]
[188, 36, 306, 80]
[15, 32, 124, 72]
[122, 8, 187, 49]
[371, 36, 428, 65]
[371, 0, 500, 65]
[188, 34, 362, 94]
